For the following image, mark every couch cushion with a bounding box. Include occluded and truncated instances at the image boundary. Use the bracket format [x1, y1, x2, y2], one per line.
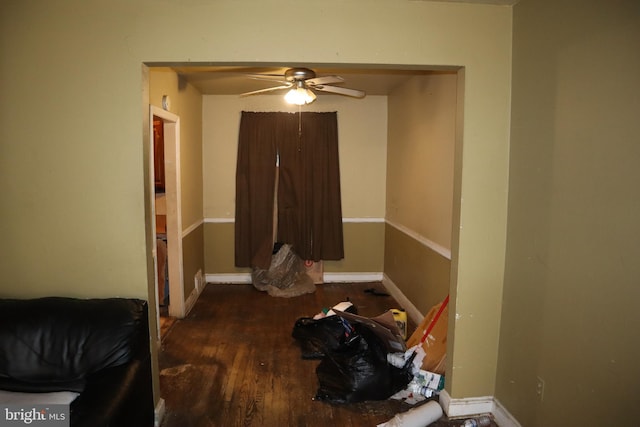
[0, 297, 147, 392]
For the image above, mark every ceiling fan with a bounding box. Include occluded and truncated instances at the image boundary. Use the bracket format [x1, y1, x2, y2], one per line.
[240, 67, 366, 105]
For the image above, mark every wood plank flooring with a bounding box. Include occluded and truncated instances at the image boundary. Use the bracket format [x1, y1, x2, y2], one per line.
[157, 282, 492, 427]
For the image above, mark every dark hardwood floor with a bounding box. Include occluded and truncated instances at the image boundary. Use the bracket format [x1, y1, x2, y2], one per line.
[158, 282, 494, 427]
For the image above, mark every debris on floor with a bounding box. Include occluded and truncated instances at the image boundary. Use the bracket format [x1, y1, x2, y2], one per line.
[251, 243, 315, 297]
[293, 302, 412, 403]
[291, 301, 359, 360]
[291, 294, 460, 426]
[312, 300, 358, 320]
[375, 295, 453, 427]
[391, 308, 408, 339]
[405, 296, 449, 375]
[377, 400, 443, 427]
[364, 287, 390, 297]
[385, 295, 450, 405]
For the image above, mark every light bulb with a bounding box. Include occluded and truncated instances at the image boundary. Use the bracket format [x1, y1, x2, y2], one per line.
[285, 87, 316, 105]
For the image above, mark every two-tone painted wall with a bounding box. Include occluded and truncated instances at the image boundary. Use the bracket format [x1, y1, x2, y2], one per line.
[202, 94, 389, 281]
[201, 72, 458, 305]
[0, 0, 512, 411]
[385, 73, 457, 315]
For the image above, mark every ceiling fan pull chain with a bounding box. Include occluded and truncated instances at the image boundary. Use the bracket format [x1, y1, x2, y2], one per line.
[298, 106, 302, 151]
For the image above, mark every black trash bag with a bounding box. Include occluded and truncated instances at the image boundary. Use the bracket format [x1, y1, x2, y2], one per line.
[292, 315, 358, 360]
[313, 323, 413, 404]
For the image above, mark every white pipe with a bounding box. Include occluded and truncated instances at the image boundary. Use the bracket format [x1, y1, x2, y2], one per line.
[377, 400, 444, 427]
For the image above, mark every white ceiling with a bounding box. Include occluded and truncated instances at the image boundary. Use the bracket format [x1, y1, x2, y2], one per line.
[170, 64, 458, 97]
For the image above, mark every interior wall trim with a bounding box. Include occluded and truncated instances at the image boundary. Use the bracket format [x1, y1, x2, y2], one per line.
[385, 219, 452, 260]
[323, 272, 383, 282]
[205, 272, 384, 284]
[204, 218, 234, 223]
[182, 219, 204, 238]
[439, 390, 493, 418]
[206, 274, 252, 284]
[342, 217, 385, 223]
[493, 398, 523, 427]
[438, 390, 521, 427]
[381, 274, 423, 324]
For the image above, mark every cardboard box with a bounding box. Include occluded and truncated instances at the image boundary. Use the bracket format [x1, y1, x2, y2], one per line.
[406, 300, 448, 375]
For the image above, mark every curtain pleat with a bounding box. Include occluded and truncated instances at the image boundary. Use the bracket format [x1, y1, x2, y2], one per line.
[234, 112, 278, 269]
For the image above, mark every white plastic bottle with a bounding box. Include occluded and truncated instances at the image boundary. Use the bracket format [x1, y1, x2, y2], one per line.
[463, 415, 492, 427]
[410, 383, 436, 398]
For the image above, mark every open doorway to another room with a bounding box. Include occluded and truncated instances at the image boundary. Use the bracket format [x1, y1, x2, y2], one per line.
[153, 115, 169, 319]
[150, 105, 184, 340]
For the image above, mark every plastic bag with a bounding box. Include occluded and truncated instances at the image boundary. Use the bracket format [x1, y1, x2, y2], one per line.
[251, 244, 315, 297]
[313, 322, 413, 404]
[292, 315, 358, 360]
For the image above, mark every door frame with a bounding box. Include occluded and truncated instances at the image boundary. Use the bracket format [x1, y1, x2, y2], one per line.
[150, 105, 185, 330]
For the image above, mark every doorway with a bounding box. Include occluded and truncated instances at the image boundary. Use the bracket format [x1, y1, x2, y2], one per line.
[150, 105, 184, 340]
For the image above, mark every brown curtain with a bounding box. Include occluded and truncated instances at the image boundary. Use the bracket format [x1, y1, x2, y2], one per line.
[235, 111, 344, 269]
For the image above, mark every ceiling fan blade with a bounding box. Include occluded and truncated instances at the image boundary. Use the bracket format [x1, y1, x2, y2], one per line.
[313, 85, 366, 98]
[245, 73, 286, 82]
[306, 75, 344, 86]
[239, 84, 293, 97]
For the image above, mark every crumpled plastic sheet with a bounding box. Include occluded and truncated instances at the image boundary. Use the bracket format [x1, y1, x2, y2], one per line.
[251, 244, 315, 297]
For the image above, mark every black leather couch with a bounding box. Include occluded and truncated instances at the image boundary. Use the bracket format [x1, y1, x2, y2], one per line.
[0, 297, 155, 427]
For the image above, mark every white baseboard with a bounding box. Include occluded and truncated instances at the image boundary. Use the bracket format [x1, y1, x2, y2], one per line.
[492, 397, 523, 427]
[439, 390, 494, 418]
[206, 273, 252, 284]
[381, 274, 423, 325]
[323, 272, 383, 282]
[439, 390, 521, 427]
[205, 272, 384, 285]
[154, 398, 165, 427]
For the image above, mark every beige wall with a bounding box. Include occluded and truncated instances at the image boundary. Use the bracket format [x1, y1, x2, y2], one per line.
[204, 222, 242, 275]
[203, 94, 388, 219]
[182, 225, 205, 298]
[384, 224, 451, 314]
[497, 0, 640, 425]
[384, 73, 457, 314]
[0, 0, 512, 403]
[204, 221, 385, 275]
[386, 74, 457, 250]
[325, 221, 385, 273]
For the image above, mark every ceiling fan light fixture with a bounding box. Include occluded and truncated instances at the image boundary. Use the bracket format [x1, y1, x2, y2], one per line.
[284, 82, 316, 105]
[239, 67, 364, 101]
